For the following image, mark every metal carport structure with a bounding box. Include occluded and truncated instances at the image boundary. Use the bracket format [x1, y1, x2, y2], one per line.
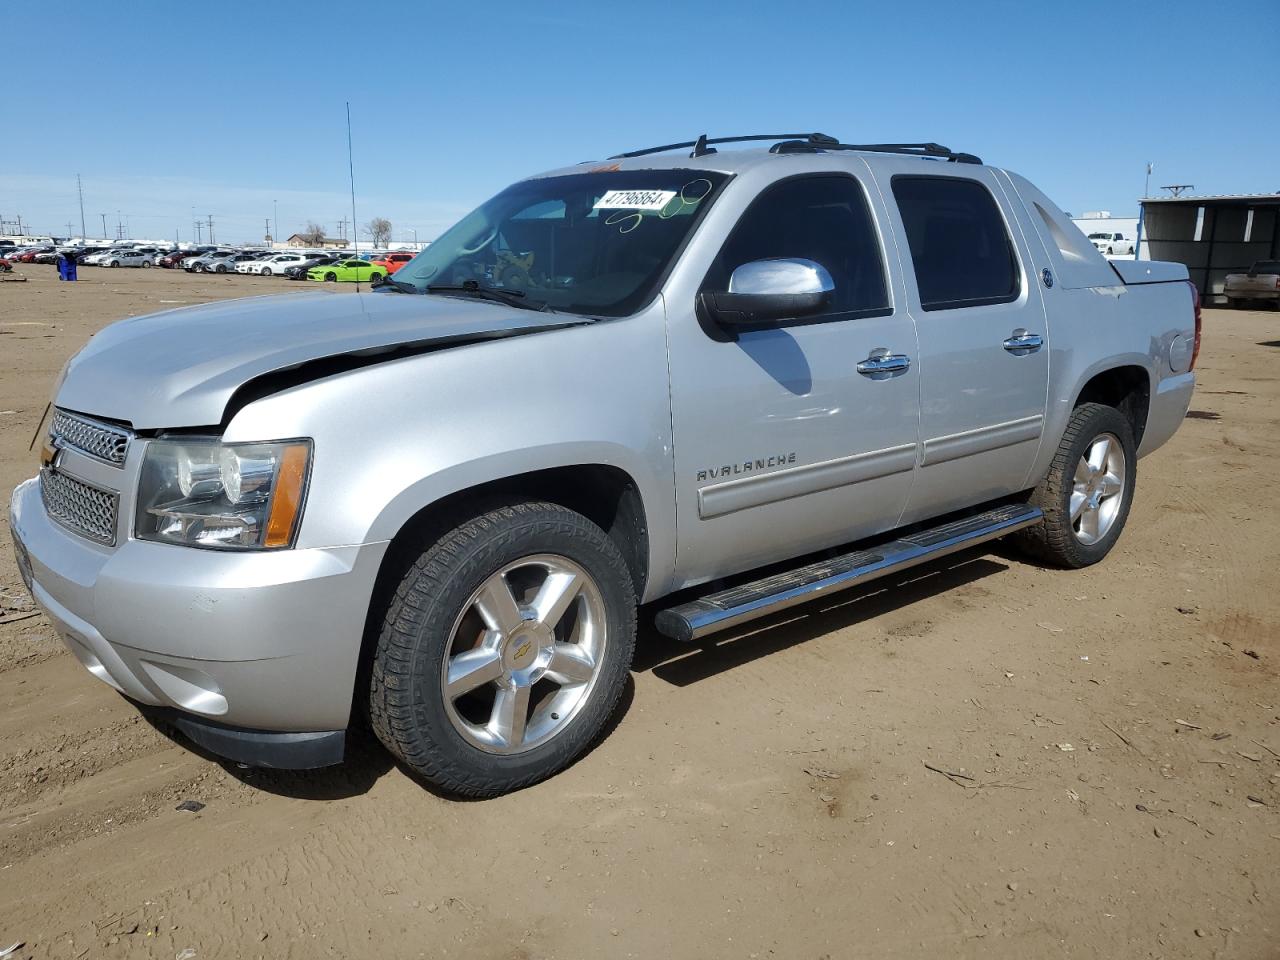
[1138, 194, 1280, 303]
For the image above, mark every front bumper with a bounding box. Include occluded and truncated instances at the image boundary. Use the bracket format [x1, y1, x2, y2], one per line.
[9, 477, 389, 758]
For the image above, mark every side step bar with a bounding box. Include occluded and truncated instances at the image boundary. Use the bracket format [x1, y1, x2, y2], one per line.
[655, 503, 1042, 643]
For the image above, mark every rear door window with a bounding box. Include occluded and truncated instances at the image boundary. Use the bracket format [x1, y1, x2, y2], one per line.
[891, 176, 1020, 311]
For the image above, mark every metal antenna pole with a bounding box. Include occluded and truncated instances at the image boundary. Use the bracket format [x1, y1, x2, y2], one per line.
[100, 213, 107, 238]
[346, 102, 360, 290]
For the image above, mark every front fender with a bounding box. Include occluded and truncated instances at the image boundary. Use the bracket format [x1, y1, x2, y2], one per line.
[221, 306, 678, 599]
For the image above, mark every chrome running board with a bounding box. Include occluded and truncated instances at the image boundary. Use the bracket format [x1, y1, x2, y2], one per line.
[655, 503, 1042, 643]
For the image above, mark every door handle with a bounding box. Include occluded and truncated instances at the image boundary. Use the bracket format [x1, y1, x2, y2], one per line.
[1003, 330, 1043, 354]
[856, 352, 911, 378]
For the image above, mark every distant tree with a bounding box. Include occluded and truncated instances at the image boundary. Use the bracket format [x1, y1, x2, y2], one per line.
[366, 217, 392, 248]
[300, 221, 327, 245]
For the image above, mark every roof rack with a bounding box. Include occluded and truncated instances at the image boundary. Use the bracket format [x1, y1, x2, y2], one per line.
[608, 132, 981, 165]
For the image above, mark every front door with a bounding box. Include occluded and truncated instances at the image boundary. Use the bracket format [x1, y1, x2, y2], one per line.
[875, 167, 1051, 523]
[666, 171, 922, 589]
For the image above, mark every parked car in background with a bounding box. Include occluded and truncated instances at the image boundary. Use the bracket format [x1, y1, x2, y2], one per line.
[35, 249, 69, 264]
[307, 258, 387, 282]
[1087, 232, 1134, 256]
[284, 254, 339, 280]
[371, 251, 414, 274]
[183, 251, 232, 272]
[74, 246, 110, 263]
[158, 250, 200, 268]
[188, 251, 246, 273]
[1224, 260, 1280, 309]
[83, 248, 133, 266]
[237, 252, 311, 276]
[17, 246, 54, 263]
[103, 249, 154, 268]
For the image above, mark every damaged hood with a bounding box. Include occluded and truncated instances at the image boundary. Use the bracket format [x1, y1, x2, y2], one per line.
[56, 290, 585, 429]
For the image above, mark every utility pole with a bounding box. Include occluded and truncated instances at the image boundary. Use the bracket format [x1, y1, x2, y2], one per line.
[100, 213, 107, 238]
[264, 218, 272, 244]
[76, 174, 86, 238]
[194, 219, 203, 244]
[206, 215, 215, 246]
[65, 221, 74, 238]
[115, 212, 124, 241]
[1134, 162, 1156, 263]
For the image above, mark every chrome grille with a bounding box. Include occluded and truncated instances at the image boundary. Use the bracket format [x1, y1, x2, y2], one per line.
[40, 468, 119, 545]
[50, 409, 131, 466]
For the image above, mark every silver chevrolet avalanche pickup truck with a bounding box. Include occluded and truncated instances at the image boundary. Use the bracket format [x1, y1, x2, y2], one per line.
[10, 133, 1199, 797]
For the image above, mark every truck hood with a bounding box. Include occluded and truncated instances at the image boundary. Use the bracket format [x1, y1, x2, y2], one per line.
[57, 290, 585, 429]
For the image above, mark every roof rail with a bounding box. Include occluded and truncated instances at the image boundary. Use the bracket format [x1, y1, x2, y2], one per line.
[770, 138, 982, 164]
[608, 133, 981, 165]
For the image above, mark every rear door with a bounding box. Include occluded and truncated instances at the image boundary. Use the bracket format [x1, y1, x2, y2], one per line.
[874, 166, 1050, 522]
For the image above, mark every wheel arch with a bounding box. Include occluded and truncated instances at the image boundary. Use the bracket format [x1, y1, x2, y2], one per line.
[1070, 362, 1152, 448]
[351, 462, 650, 725]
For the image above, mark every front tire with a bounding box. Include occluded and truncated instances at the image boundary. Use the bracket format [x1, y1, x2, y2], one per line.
[1012, 402, 1136, 568]
[324, 272, 337, 282]
[369, 501, 637, 798]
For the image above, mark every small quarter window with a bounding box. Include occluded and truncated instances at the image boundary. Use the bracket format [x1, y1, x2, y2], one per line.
[892, 176, 1020, 311]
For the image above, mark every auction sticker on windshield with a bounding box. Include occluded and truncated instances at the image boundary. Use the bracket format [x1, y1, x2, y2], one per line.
[593, 189, 678, 211]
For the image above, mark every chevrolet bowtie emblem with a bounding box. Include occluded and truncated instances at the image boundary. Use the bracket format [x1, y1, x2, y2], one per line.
[40, 440, 59, 469]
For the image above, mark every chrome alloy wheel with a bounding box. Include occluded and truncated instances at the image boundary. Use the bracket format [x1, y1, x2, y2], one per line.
[441, 554, 607, 755]
[1071, 432, 1126, 545]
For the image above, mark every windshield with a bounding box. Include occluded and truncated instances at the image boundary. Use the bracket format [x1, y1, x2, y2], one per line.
[392, 169, 729, 316]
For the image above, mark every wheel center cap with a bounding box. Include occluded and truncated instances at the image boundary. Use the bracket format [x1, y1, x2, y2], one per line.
[502, 621, 554, 678]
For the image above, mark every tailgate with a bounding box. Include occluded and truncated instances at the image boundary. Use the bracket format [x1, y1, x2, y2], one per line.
[1111, 260, 1189, 285]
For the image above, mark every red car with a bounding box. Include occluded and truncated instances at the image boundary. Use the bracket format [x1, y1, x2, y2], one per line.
[158, 250, 204, 269]
[18, 246, 54, 263]
[371, 251, 414, 274]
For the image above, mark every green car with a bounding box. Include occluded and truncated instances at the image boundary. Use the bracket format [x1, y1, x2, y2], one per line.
[306, 259, 387, 283]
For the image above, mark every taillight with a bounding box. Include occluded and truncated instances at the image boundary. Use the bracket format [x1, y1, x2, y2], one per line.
[1187, 280, 1202, 371]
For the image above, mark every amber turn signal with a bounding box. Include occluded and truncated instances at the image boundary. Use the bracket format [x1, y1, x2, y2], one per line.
[264, 443, 311, 548]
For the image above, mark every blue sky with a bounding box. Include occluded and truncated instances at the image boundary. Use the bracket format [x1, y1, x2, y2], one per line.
[5, 0, 1276, 244]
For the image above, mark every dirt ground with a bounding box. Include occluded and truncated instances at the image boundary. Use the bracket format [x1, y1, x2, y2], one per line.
[0, 265, 1277, 960]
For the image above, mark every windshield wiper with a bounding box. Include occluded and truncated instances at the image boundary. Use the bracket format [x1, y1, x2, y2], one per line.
[426, 280, 552, 312]
[375, 275, 414, 293]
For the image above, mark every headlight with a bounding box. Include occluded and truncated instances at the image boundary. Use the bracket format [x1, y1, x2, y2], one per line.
[136, 438, 312, 549]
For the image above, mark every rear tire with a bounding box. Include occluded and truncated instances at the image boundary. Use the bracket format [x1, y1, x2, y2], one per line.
[369, 501, 637, 798]
[262, 267, 272, 276]
[1012, 402, 1136, 569]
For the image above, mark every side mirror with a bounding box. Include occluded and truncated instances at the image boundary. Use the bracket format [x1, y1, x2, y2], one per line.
[698, 258, 835, 327]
